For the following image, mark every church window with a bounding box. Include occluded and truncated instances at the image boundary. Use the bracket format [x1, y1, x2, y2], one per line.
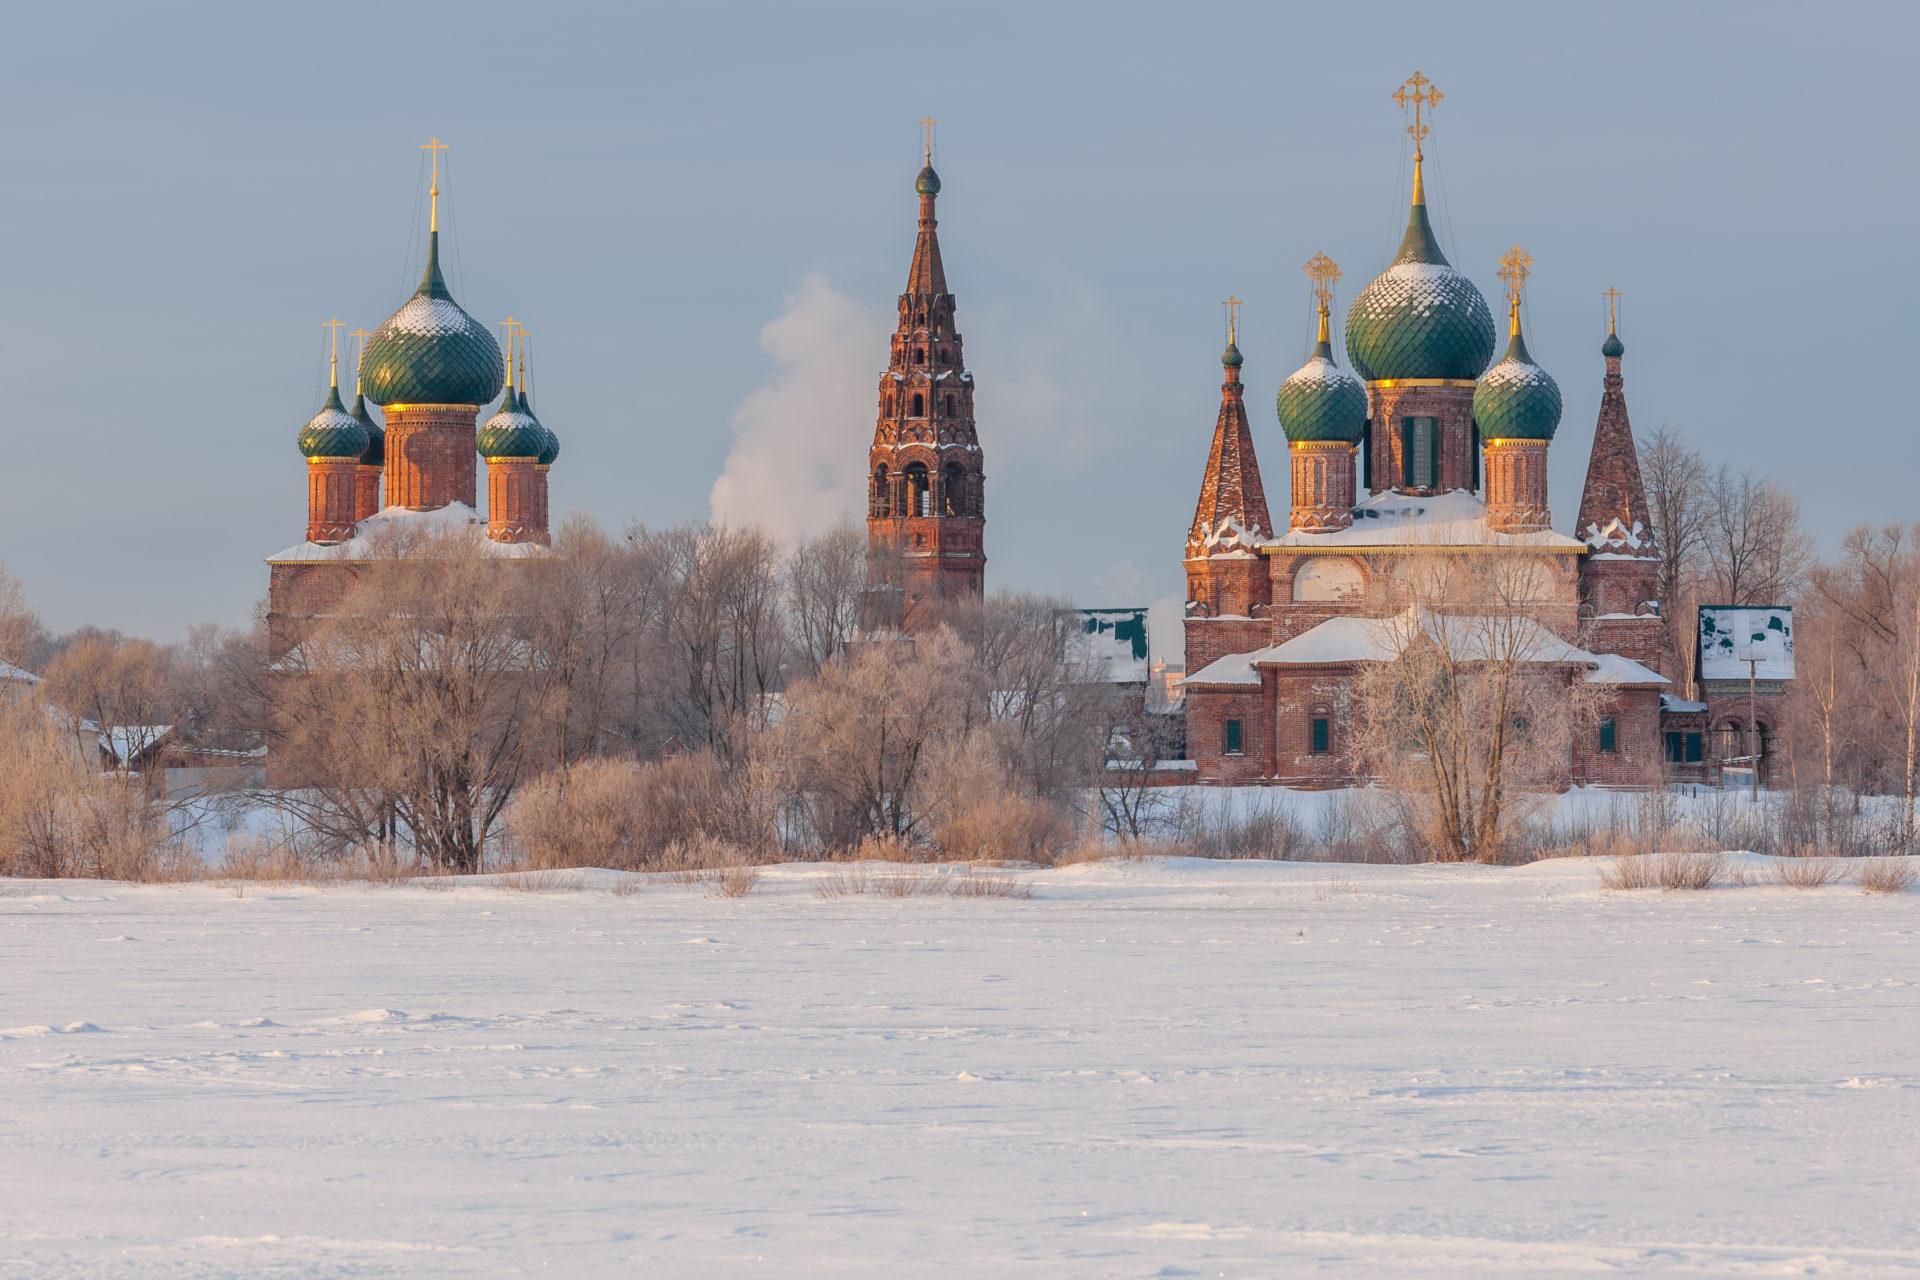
[1224, 718, 1244, 756]
[1361, 420, 1374, 487]
[1310, 716, 1331, 754]
[1598, 718, 1617, 753]
[915, 347, 926, 363]
[1293, 558, 1363, 603]
[944, 394, 955, 416]
[1402, 417, 1440, 489]
[943, 462, 966, 515]
[911, 392, 925, 417]
[873, 464, 891, 517]
[905, 462, 930, 516]
[1665, 731, 1703, 764]
[1470, 417, 1482, 491]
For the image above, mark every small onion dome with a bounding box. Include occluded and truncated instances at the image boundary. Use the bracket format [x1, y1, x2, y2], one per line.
[1345, 166, 1496, 381]
[1277, 320, 1367, 444]
[351, 391, 385, 467]
[476, 391, 545, 460]
[520, 388, 560, 465]
[298, 384, 370, 460]
[361, 230, 504, 407]
[1473, 321, 1563, 441]
[1221, 339, 1243, 368]
[1601, 329, 1625, 358]
[915, 164, 941, 196]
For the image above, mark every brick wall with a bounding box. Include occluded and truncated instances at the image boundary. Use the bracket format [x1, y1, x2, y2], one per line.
[385, 404, 480, 511]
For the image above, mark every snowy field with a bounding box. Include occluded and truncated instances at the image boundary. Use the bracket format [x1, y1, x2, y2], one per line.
[3, 857, 1917, 1278]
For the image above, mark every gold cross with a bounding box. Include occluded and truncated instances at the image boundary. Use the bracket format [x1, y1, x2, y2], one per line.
[499, 318, 519, 386]
[1393, 71, 1443, 157]
[1303, 251, 1342, 311]
[421, 137, 449, 231]
[1497, 244, 1533, 307]
[1603, 286, 1621, 334]
[919, 116, 937, 163]
[349, 326, 369, 391]
[1223, 294, 1242, 343]
[322, 317, 344, 387]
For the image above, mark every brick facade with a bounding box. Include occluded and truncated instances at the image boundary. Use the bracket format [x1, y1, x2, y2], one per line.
[305, 458, 359, 544]
[1366, 382, 1478, 493]
[384, 404, 480, 512]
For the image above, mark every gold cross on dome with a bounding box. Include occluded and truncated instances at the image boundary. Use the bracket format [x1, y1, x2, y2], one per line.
[322, 317, 344, 387]
[1497, 244, 1533, 307]
[919, 116, 937, 163]
[1393, 71, 1443, 156]
[349, 326, 369, 388]
[1223, 294, 1243, 343]
[1303, 251, 1342, 311]
[1603, 285, 1621, 334]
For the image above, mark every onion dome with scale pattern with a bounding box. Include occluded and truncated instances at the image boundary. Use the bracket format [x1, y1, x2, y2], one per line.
[1345, 161, 1496, 382]
[915, 164, 941, 197]
[1278, 307, 1368, 444]
[476, 349, 545, 459]
[361, 221, 504, 407]
[297, 382, 370, 461]
[1601, 328, 1625, 359]
[519, 386, 559, 466]
[350, 390, 384, 466]
[1472, 302, 1563, 441]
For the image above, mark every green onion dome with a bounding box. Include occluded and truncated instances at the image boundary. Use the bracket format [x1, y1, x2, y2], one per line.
[361, 230, 504, 407]
[1221, 339, 1243, 368]
[915, 164, 941, 197]
[1472, 316, 1563, 441]
[297, 384, 370, 460]
[476, 389, 545, 460]
[351, 391, 385, 467]
[1601, 329, 1625, 358]
[1345, 168, 1496, 382]
[520, 388, 559, 466]
[1277, 316, 1368, 444]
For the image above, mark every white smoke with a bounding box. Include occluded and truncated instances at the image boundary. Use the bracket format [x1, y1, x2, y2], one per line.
[709, 274, 890, 541]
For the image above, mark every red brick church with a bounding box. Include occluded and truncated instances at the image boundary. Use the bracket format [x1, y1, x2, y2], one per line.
[267, 142, 558, 663]
[1178, 75, 1709, 789]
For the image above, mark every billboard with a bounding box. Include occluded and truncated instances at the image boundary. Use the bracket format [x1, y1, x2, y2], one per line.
[1698, 606, 1794, 681]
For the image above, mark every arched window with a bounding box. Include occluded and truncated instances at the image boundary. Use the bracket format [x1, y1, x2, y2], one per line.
[905, 463, 931, 517]
[942, 462, 966, 515]
[915, 348, 926, 364]
[872, 464, 891, 517]
[1293, 558, 1364, 602]
[944, 394, 956, 417]
[1309, 704, 1333, 755]
[910, 392, 925, 418]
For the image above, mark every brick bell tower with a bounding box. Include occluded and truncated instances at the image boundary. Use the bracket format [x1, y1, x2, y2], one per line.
[1184, 298, 1275, 673]
[862, 120, 986, 632]
[1575, 293, 1664, 670]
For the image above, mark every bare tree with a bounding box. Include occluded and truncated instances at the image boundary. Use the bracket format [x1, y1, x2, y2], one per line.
[786, 522, 866, 679]
[40, 635, 181, 781]
[0, 563, 44, 672]
[661, 524, 788, 762]
[272, 529, 561, 870]
[1353, 554, 1604, 862]
[1639, 428, 1709, 680]
[1702, 466, 1813, 607]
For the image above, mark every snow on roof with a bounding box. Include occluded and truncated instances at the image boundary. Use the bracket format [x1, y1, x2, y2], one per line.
[0, 659, 38, 683]
[1582, 653, 1670, 688]
[1184, 607, 1666, 686]
[1267, 489, 1587, 552]
[1661, 694, 1708, 714]
[100, 725, 174, 765]
[266, 504, 547, 564]
[1070, 608, 1151, 683]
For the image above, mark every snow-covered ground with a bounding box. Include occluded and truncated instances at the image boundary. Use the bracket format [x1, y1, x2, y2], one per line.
[2, 857, 1916, 1278]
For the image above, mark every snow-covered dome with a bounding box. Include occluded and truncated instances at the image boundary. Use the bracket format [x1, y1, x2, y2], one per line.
[297, 385, 370, 460]
[361, 230, 503, 407]
[1277, 315, 1367, 444]
[1345, 169, 1496, 383]
[1473, 315, 1563, 441]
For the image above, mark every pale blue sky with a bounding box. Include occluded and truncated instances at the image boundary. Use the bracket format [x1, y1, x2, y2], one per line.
[1, 0, 1911, 659]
